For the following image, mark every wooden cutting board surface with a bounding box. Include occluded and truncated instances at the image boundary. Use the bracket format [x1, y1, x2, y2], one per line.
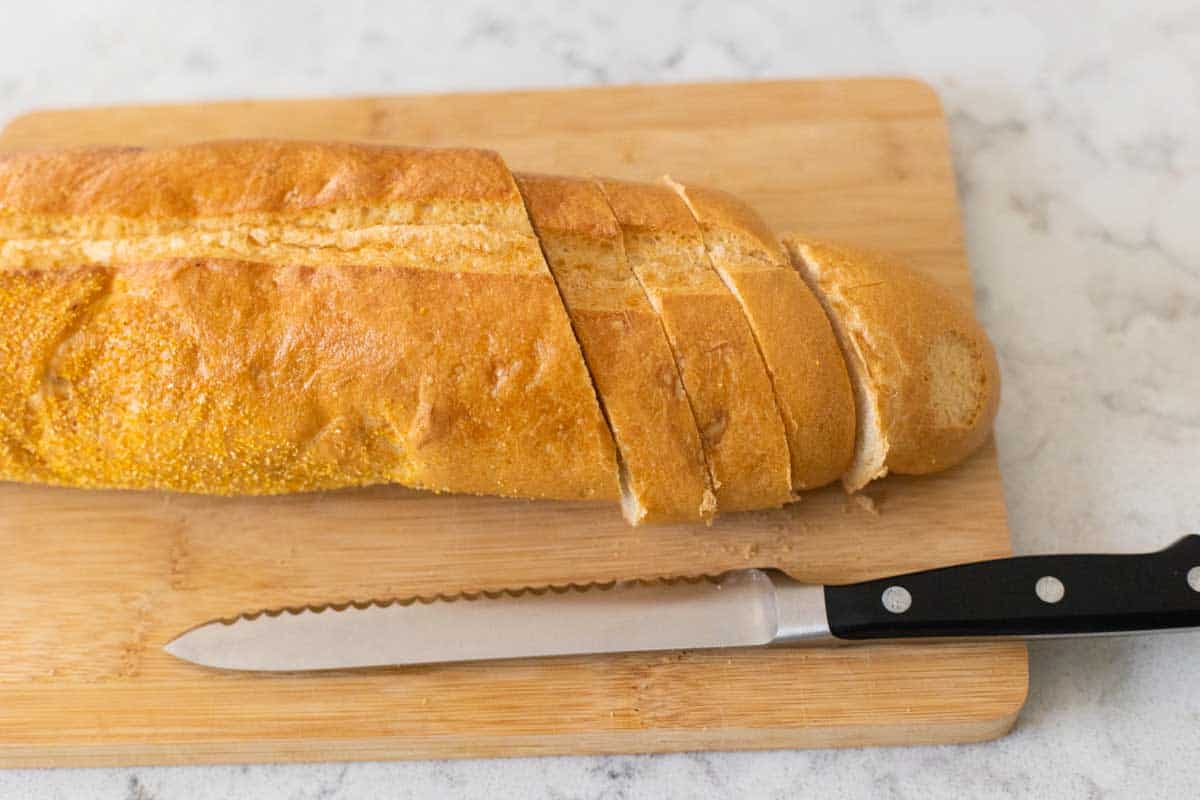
[0, 79, 1027, 766]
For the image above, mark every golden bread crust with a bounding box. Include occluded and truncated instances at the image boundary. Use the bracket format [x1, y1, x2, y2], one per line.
[517, 173, 714, 523]
[0, 260, 619, 500]
[599, 178, 793, 512]
[785, 237, 1000, 480]
[0, 140, 523, 223]
[0, 142, 618, 501]
[671, 182, 856, 490]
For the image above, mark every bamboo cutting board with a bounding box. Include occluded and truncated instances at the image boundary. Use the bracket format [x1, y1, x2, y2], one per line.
[0, 79, 1027, 766]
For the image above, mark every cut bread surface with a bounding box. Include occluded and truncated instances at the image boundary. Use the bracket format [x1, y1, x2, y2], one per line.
[788, 246, 889, 492]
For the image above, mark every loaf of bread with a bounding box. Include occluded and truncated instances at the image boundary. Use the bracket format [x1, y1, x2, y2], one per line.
[0, 140, 1000, 524]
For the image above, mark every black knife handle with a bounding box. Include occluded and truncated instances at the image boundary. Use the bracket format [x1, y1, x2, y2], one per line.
[824, 535, 1200, 640]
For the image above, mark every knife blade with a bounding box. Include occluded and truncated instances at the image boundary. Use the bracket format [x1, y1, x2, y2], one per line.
[165, 535, 1200, 672]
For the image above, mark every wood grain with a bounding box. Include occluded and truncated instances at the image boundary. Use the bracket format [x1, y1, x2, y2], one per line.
[0, 78, 1027, 766]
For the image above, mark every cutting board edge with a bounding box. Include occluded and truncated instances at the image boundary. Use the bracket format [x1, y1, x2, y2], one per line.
[0, 697, 1025, 768]
[0, 76, 947, 145]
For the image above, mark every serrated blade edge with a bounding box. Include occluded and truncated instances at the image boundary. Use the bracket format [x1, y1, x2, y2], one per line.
[164, 570, 781, 671]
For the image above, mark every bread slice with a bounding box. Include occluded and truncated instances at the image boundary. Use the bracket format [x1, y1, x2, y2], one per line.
[784, 236, 1001, 490]
[598, 178, 793, 513]
[516, 173, 714, 524]
[667, 180, 855, 490]
[0, 141, 620, 501]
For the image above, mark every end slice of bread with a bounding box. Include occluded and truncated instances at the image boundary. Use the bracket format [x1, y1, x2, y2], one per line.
[784, 236, 1001, 491]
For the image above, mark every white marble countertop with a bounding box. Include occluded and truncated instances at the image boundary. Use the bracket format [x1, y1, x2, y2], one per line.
[3, 1, 1199, 797]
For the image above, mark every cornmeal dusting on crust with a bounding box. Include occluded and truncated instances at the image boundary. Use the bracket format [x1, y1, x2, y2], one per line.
[0, 142, 620, 501]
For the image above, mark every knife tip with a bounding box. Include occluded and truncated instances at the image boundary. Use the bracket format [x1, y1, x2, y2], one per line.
[162, 623, 221, 668]
[161, 631, 194, 663]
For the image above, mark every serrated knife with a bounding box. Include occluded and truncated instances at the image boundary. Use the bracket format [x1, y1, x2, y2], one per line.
[165, 535, 1200, 671]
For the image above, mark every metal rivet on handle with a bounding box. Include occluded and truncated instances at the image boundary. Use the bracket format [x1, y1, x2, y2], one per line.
[1036, 576, 1066, 604]
[881, 585, 912, 614]
[1188, 567, 1200, 593]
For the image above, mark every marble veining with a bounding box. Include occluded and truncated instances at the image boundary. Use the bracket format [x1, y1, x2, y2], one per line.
[2, 0, 1199, 797]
